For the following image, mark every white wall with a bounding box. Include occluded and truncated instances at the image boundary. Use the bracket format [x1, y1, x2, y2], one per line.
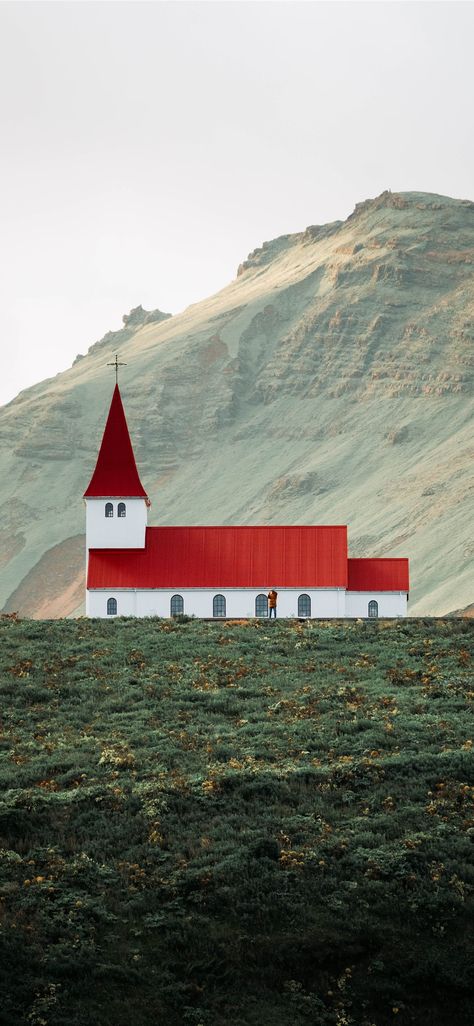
[87, 588, 346, 618]
[344, 591, 408, 618]
[87, 588, 408, 618]
[85, 498, 147, 550]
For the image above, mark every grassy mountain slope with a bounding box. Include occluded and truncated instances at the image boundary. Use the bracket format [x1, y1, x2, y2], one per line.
[0, 190, 473, 616]
[0, 616, 473, 1026]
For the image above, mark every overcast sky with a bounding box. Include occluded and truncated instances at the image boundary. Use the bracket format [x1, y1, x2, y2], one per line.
[0, 0, 473, 406]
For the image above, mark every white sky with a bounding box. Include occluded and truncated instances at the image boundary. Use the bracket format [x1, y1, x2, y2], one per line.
[0, 0, 473, 406]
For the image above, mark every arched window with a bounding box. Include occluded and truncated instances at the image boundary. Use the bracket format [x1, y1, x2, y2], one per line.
[107, 597, 117, 616]
[368, 600, 379, 618]
[105, 502, 114, 518]
[213, 594, 226, 618]
[255, 593, 268, 617]
[298, 594, 311, 617]
[117, 502, 126, 518]
[170, 594, 184, 617]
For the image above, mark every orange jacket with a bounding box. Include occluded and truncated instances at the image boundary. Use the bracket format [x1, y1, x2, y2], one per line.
[268, 590, 278, 607]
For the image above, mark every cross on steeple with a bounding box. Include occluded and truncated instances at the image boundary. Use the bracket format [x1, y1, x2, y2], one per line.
[107, 354, 127, 384]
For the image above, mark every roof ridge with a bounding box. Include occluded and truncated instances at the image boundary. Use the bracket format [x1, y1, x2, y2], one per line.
[145, 524, 348, 530]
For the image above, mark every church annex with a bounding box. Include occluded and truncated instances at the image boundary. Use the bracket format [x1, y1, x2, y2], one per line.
[84, 385, 409, 619]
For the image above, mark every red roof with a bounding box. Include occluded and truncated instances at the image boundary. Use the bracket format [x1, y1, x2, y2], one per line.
[87, 525, 348, 589]
[348, 558, 409, 592]
[84, 385, 148, 498]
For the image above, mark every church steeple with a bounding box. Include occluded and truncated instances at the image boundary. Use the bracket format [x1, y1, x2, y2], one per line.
[84, 385, 148, 554]
[84, 384, 148, 499]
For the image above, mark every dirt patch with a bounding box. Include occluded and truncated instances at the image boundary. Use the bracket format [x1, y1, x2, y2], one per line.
[200, 336, 228, 367]
[3, 535, 85, 618]
[447, 602, 474, 618]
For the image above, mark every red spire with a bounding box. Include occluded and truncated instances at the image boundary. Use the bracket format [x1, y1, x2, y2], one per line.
[84, 385, 148, 498]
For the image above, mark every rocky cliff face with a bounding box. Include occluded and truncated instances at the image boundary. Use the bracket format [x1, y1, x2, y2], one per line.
[1, 191, 473, 616]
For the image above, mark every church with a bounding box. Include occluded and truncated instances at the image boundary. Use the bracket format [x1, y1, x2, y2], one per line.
[84, 384, 409, 619]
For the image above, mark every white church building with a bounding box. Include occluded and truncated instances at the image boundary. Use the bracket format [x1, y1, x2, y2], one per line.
[84, 385, 409, 619]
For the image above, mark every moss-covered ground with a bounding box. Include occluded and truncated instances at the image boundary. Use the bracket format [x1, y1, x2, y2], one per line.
[0, 616, 473, 1025]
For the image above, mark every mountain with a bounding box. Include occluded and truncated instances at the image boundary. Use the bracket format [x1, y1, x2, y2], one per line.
[1, 191, 473, 617]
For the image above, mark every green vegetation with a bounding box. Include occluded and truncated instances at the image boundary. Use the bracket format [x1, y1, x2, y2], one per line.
[0, 616, 473, 1026]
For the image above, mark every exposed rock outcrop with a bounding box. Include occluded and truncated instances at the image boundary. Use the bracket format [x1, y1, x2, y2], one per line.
[73, 305, 172, 364]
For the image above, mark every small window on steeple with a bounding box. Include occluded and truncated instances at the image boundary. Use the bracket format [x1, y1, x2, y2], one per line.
[105, 502, 114, 518]
[118, 502, 126, 518]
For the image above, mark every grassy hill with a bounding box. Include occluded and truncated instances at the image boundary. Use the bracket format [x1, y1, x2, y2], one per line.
[1, 190, 473, 617]
[0, 616, 473, 1025]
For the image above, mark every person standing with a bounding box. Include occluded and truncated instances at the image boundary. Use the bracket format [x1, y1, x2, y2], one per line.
[268, 589, 278, 618]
